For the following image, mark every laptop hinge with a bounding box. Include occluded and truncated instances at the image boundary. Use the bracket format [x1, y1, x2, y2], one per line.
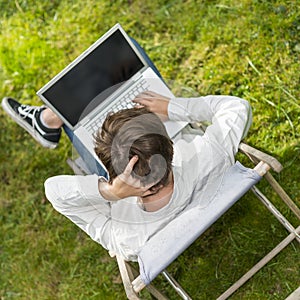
[77, 70, 145, 128]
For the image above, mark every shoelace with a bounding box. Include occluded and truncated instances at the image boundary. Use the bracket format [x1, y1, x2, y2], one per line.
[19, 104, 41, 119]
[18, 105, 42, 133]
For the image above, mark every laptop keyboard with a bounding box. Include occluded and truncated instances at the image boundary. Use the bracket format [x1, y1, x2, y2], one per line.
[86, 79, 149, 134]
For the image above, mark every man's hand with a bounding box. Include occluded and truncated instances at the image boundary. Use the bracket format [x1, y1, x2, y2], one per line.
[98, 156, 154, 201]
[133, 91, 170, 120]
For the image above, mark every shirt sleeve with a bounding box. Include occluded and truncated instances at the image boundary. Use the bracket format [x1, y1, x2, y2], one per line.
[168, 95, 252, 158]
[44, 174, 112, 250]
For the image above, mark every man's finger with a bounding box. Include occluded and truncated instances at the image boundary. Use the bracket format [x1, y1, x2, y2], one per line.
[141, 190, 155, 197]
[123, 155, 139, 175]
[133, 96, 152, 104]
[135, 104, 144, 108]
[137, 91, 155, 97]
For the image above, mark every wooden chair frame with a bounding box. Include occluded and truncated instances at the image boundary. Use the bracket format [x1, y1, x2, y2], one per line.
[67, 142, 300, 299]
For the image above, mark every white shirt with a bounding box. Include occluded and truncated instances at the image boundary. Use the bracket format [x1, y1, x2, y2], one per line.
[44, 95, 252, 261]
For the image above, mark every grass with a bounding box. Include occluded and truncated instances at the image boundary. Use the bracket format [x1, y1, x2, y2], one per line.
[0, 0, 299, 299]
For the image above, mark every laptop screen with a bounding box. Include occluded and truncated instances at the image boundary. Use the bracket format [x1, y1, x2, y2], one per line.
[40, 29, 144, 127]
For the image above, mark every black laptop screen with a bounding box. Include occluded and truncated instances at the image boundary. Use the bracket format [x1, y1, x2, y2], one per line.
[41, 29, 144, 127]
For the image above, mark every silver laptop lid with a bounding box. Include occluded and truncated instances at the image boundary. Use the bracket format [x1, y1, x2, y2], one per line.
[36, 23, 148, 130]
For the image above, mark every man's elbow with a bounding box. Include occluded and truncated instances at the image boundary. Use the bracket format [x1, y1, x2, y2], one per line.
[240, 99, 253, 139]
[44, 177, 61, 207]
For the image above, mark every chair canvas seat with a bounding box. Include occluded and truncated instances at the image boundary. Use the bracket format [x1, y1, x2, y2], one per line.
[137, 161, 262, 285]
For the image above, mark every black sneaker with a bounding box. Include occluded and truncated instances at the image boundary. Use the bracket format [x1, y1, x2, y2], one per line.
[1, 97, 61, 149]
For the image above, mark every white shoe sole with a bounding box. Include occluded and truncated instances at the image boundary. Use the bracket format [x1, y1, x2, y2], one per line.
[2, 98, 57, 149]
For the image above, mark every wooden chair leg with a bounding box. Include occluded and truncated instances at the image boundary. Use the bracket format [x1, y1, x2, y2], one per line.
[217, 225, 300, 300]
[285, 286, 300, 300]
[264, 172, 300, 220]
[116, 255, 168, 300]
[251, 186, 300, 243]
[116, 255, 140, 300]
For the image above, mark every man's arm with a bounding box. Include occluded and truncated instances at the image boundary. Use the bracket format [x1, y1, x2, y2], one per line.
[44, 174, 111, 249]
[134, 91, 252, 159]
[44, 156, 155, 247]
[98, 155, 157, 200]
[168, 95, 252, 157]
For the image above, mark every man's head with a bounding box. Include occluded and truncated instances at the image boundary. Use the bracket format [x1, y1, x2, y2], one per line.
[94, 107, 173, 187]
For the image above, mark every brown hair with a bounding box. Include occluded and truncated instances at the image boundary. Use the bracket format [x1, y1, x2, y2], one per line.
[94, 107, 173, 186]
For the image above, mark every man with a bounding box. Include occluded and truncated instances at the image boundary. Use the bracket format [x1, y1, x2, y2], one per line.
[2, 90, 252, 260]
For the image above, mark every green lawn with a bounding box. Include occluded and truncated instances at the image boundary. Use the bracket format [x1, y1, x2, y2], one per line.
[0, 0, 299, 299]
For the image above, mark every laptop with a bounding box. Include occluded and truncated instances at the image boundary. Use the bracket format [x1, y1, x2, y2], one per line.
[37, 23, 187, 167]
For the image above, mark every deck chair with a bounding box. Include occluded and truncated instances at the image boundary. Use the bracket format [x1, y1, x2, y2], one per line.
[67, 141, 300, 300]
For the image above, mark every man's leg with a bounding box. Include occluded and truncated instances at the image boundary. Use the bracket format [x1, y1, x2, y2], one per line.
[130, 38, 163, 79]
[63, 125, 108, 178]
[41, 108, 64, 128]
[1, 97, 108, 176]
[1, 97, 62, 149]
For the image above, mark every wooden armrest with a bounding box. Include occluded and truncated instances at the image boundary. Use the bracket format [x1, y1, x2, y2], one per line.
[132, 276, 146, 293]
[239, 142, 283, 173]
